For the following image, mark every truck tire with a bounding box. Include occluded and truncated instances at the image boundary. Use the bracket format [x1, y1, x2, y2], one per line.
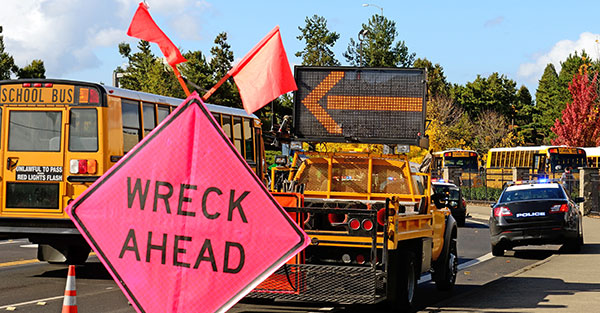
[387, 250, 418, 311]
[433, 229, 458, 290]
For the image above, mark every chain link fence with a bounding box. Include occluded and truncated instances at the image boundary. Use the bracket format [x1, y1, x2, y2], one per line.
[433, 167, 583, 205]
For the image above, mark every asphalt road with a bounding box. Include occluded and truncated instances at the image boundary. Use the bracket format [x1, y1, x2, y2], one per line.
[0, 208, 558, 312]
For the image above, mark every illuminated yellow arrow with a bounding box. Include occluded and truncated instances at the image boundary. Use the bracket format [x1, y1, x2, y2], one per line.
[301, 71, 423, 135]
[327, 96, 422, 111]
[301, 71, 345, 134]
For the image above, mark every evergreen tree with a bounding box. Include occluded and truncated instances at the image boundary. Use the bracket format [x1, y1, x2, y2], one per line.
[16, 59, 45, 79]
[296, 15, 340, 66]
[116, 40, 186, 97]
[0, 26, 17, 80]
[209, 32, 241, 108]
[413, 58, 450, 98]
[179, 50, 214, 95]
[145, 61, 186, 98]
[343, 15, 415, 67]
[117, 41, 156, 91]
[514, 85, 537, 144]
[451, 72, 517, 119]
[534, 63, 561, 143]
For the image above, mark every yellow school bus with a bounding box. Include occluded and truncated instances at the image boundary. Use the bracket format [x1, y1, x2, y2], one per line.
[431, 149, 479, 174]
[0, 79, 264, 263]
[582, 147, 600, 167]
[486, 146, 586, 173]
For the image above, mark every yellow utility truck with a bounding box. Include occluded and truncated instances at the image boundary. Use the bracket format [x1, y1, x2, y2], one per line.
[248, 67, 458, 310]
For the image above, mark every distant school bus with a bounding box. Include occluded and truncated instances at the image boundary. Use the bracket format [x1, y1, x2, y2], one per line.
[0, 79, 265, 263]
[431, 149, 479, 173]
[582, 147, 600, 168]
[486, 146, 587, 174]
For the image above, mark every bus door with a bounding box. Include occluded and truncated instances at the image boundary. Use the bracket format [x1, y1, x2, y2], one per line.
[533, 154, 547, 176]
[1, 107, 67, 217]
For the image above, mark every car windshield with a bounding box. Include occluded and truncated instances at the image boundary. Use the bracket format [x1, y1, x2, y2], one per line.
[500, 187, 564, 202]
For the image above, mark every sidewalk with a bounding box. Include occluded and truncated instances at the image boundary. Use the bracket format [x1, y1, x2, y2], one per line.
[422, 206, 600, 312]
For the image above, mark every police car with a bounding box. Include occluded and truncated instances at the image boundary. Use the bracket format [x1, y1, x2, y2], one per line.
[432, 180, 467, 227]
[489, 179, 584, 256]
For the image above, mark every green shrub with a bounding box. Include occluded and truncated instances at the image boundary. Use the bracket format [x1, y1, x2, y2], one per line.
[461, 186, 502, 202]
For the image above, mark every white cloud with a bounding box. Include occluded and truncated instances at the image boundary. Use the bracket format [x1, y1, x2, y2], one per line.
[0, 0, 134, 77]
[518, 32, 600, 86]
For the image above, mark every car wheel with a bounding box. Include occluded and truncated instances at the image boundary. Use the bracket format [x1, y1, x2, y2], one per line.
[456, 215, 466, 227]
[563, 236, 582, 253]
[491, 243, 504, 257]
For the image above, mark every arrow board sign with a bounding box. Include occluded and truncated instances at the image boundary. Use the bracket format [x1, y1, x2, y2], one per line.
[68, 94, 309, 313]
[293, 66, 427, 145]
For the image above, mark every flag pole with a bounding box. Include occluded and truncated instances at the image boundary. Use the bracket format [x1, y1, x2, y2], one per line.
[202, 73, 231, 101]
[171, 65, 191, 97]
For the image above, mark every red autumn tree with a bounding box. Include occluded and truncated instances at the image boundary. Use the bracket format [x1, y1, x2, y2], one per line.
[551, 71, 600, 146]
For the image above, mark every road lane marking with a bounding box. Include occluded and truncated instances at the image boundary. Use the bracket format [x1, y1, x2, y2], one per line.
[0, 295, 64, 310]
[0, 259, 40, 268]
[418, 252, 493, 284]
[0, 239, 28, 245]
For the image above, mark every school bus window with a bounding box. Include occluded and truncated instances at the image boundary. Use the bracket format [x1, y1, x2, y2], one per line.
[243, 118, 254, 162]
[9, 111, 62, 152]
[121, 100, 141, 152]
[142, 103, 156, 135]
[222, 114, 232, 141]
[69, 109, 98, 152]
[157, 105, 169, 124]
[233, 116, 243, 155]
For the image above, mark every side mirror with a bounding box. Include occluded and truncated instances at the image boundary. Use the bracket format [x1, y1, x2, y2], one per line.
[490, 203, 495, 208]
[573, 197, 585, 204]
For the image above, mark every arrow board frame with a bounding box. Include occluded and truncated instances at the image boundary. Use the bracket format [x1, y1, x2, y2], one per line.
[293, 66, 427, 146]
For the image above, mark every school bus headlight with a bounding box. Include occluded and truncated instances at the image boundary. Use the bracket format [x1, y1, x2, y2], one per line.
[70, 159, 97, 174]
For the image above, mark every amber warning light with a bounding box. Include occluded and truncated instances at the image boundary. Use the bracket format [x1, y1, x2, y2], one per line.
[0, 83, 100, 105]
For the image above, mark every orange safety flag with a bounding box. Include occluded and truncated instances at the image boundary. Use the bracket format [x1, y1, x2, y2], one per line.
[127, 2, 187, 66]
[229, 26, 297, 114]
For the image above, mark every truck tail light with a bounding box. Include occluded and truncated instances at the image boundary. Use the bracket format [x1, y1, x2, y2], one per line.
[328, 213, 347, 226]
[70, 159, 97, 174]
[362, 219, 374, 231]
[348, 218, 360, 230]
[493, 206, 512, 217]
[550, 204, 569, 213]
[356, 254, 365, 264]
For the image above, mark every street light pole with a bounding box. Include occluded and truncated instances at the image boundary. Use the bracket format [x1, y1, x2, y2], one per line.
[362, 3, 383, 16]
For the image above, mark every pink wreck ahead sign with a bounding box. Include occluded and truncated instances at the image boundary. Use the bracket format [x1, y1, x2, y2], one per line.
[68, 93, 309, 313]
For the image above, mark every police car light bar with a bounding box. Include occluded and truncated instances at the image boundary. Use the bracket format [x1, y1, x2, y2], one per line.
[506, 178, 561, 186]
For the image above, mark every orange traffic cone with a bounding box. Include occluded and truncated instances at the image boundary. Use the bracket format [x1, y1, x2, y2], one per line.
[62, 265, 77, 313]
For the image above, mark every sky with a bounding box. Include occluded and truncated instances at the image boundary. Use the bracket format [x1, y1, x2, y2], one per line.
[2, 0, 600, 96]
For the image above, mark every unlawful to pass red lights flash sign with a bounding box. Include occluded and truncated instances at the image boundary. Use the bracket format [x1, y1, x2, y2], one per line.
[68, 93, 309, 313]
